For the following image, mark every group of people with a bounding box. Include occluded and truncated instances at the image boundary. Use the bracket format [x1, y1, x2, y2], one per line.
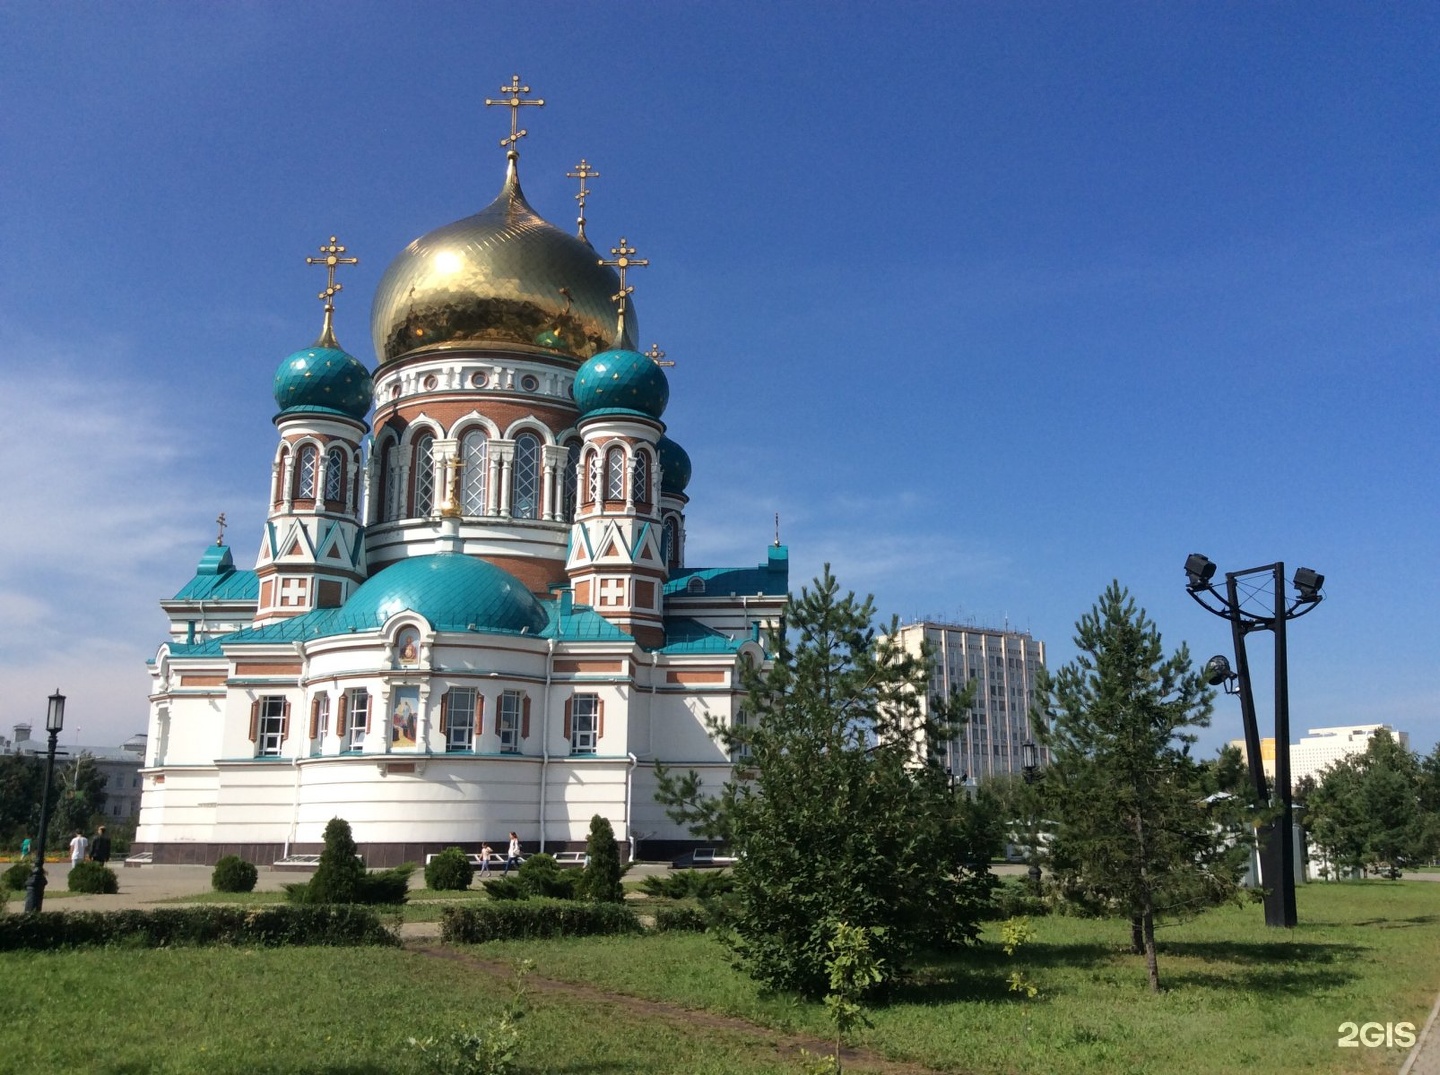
[16, 825, 112, 867]
[476, 832, 523, 877]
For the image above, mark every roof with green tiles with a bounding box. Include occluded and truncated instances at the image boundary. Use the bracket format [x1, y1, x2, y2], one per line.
[658, 617, 742, 654]
[664, 545, 790, 598]
[170, 545, 259, 602]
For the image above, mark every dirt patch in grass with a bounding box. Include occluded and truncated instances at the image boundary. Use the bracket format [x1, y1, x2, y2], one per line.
[409, 942, 950, 1075]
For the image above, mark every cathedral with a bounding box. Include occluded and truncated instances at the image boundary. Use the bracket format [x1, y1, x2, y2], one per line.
[135, 79, 787, 866]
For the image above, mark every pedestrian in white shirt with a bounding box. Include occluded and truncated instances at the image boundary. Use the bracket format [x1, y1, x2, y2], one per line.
[68, 831, 89, 866]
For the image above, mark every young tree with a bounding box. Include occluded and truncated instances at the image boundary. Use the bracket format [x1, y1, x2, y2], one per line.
[577, 814, 625, 902]
[1036, 581, 1245, 993]
[308, 816, 366, 903]
[656, 566, 995, 998]
[1308, 731, 1433, 878]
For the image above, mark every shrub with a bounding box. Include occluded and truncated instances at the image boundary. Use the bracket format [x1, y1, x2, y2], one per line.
[441, 899, 642, 944]
[576, 815, 625, 903]
[482, 854, 577, 901]
[67, 861, 118, 894]
[653, 906, 710, 933]
[0, 905, 398, 951]
[986, 877, 1050, 920]
[481, 877, 526, 901]
[308, 817, 366, 903]
[639, 870, 734, 900]
[425, 847, 474, 891]
[287, 863, 412, 906]
[211, 855, 259, 893]
[3, 861, 32, 891]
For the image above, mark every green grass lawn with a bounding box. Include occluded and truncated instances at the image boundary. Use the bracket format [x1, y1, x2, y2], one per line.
[0, 881, 1434, 1074]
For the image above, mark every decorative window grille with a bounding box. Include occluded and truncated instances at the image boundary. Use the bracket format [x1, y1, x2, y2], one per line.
[632, 451, 649, 503]
[382, 443, 400, 522]
[324, 447, 344, 501]
[414, 435, 436, 516]
[562, 440, 581, 520]
[663, 516, 680, 568]
[570, 693, 599, 754]
[256, 696, 286, 757]
[447, 688, 476, 752]
[513, 434, 540, 519]
[586, 451, 602, 505]
[461, 431, 487, 515]
[498, 690, 524, 753]
[297, 446, 318, 499]
[605, 447, 626, 501]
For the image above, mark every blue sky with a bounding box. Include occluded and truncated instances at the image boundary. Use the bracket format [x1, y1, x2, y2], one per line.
[1, 3, 1436, 759]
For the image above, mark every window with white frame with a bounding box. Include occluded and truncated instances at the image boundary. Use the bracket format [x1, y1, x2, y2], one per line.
[312, 693, 330, 746]
[731, 707, 753, 761]
[324, 447, 344, 502]
[342, 688, 369, 750]
[254, 696, 287, 758]
[446, 688, 476, 752]
[498, 690, 524, 753]
[632, 451, 649, 503]
[413, 435, 436, 516]
[296, 445, 318, 499]
[562, 440, 581, 520]
[382, 442, 400, 522]
[461, 430, 487, 515]
[513, 433, 541, 519]
[570, 693, 599, 754]
[605, 447, 625, 501]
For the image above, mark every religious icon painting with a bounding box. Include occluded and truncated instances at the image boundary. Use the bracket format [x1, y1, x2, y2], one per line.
[390, 686, 420, 749]
[397, 627, 420, 665]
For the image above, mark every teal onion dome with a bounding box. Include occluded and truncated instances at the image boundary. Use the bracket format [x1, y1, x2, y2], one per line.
[273, 345, 373, 420]
[657, 435, 692, 494]
[572, 348, 669, 419]
[337, 553, 548, 635]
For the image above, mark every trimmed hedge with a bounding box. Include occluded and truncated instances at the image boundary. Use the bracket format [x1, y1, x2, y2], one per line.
[211, 855, 259, 893]
[0, 905, 399, 951]
[285, 864, 413, 906]
[68, 861, 118, 894]
[440, 899, 642, 943]
[424, 847, 474, 891]
[653, 906, 710, 933]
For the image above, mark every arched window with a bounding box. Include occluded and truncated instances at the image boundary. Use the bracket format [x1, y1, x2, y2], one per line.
[663, 515, 680, 568]
[632, 451, 649, 505]
[562, 439, 581, 520]
[296, 445, 318, 499]
[605, 447, 626, 501]
[513, 433, 540, 520]
[413, 435, 435, 517]
[585, 449, 601, 506]
[274, 447, 290, 506]
[461, 429, 487, 516]
[381, 441, 400, 522]
[324, 447, 344, 502]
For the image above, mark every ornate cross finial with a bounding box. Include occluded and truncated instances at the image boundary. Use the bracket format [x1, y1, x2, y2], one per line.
[485, 74, 545, 157]
[567, 158, 600, 241]
[774, 512, 781, 547]
[306, 236, 358, 348]
[644, 343, 674, 368]
[599, 237, 649, 343]
[216, 512, 228, 546]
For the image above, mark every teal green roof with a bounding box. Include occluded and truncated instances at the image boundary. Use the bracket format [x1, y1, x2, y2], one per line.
[657, 436, 691, 494]
[172, 545, 259, 602]
[665, 546, 790, 598]
[543, 602, 634, 643]
[659, 617, 742, 654]
[573, 348, 668, 419]
[273, 345, 373, 420]
[338, 554, 548, 634]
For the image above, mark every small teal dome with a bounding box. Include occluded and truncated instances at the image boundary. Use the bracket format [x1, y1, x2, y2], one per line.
[274, 345, 373, 420]
[337, 553, 549, 635]
[572, 348, 668, 419]
[657, 436, 692, 494]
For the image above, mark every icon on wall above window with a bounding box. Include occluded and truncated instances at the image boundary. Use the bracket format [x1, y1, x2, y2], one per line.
[397, 627, 421, 666]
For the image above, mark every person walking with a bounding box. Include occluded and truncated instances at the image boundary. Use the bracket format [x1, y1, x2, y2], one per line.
[479, 843, 493, 877]
[502, 832, 521, 876]
[90, 826, 112, 866]
[19, 835, 31, 860]
[68, 830, 89, 867]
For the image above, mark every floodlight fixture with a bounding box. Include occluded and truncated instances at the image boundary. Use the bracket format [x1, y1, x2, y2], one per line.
[1185, 553, 1217, 590]
[1293, 567, 1324, 603]
[1203, 654, 1234, 687]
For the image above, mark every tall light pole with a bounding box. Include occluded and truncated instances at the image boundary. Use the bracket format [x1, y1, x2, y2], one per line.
[1184, 555, 1323, 928]
[1021, 739, 1042, 894]
[22, 690, 66, 914]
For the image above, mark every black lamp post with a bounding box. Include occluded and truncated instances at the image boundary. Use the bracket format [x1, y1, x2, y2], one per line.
[1021, 739, 1042, 893]
[22, 690, 66, 914]
[1184, 554, 1323, 929]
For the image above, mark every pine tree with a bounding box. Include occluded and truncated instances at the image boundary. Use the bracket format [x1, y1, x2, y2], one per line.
[308, 816, 365, 903]
[657, 566, 994, 998]
[1308, 731, 1434, 878]
[577, 814, 625, 902]
[1036, 581, 1244, 992]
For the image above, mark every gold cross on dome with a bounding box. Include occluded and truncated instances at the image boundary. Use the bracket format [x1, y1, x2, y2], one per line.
[215, 512, 227, 546]
[567, 158, 600, 241]
[644, 343, 674, 368]
[306, 236, 358, 348]
[485, 74, 545, 154]
[599, 237, 649, 343]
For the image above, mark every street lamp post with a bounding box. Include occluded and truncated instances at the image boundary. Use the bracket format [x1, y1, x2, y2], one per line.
[1184, 555, 1323, 929]
[22, 690, 66, 914]
[1021, 739, 1042, 893]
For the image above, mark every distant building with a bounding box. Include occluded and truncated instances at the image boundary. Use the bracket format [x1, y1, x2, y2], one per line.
[1230, 723, 1410, 785]
[892, 621, 1046, 782]
[5, 724, 147, 822]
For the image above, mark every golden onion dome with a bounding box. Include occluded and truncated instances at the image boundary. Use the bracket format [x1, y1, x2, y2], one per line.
[370, 157, 635, 366]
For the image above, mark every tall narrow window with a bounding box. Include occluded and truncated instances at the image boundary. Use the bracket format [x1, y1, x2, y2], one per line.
[498, 691, 524, 753]
[253, 696, 287, 758]
[342, 689, 369, 751]
[312, 693, 330, 745]
[632, 451, 649, 505]
[585, 450, 601, 506]
[562, 439, 581, 520]
[663, 515, 680, 569]
[513, 433, 540, 520]
[605, 447, 626, 501]
[731, 707, 753, 761]
[324, 447, 344, 502]
[296, 446, 318, 499]
[413, 435, 435, 516]
[570, 693, 599, 754]
[382, 442, 400, 522]
[446, 688, 476, 752]
[461, 430, 488, 516]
